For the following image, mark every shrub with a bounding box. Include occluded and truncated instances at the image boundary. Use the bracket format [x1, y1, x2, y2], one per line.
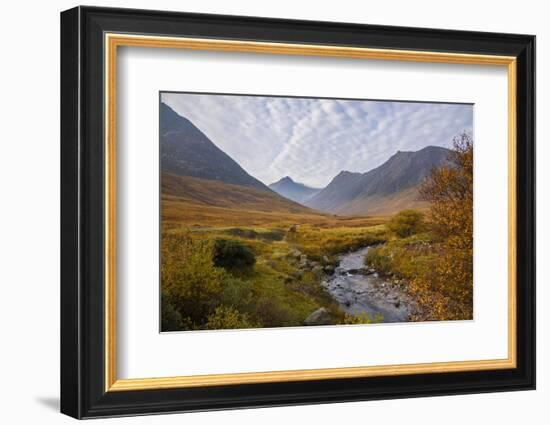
[259, 229, 286, 241]
[253, 295, 295, 327]
[213, 239, 256, 270]
[219, 275, 253, 312]
[364, 247, 394, 275]
[387, 210, 425, 238]
[160, 291, 183, 331]
[225, 228, 258, 239]
[161, 232, 225, 328]
[204, 306, 256, 330]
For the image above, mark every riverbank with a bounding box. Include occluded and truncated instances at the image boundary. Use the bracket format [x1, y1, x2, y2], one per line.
[322, 246, 419, 323]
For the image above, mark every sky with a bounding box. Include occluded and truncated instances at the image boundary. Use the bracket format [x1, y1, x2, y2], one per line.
[161, 92, 473, 188]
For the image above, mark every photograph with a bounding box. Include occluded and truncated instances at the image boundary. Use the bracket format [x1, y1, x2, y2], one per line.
[159, 92, 474, 332]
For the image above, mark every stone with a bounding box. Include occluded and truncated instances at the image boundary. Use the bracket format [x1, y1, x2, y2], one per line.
[304, 307, 333, 326]
[324, 265, 335, 273]
[290, 249, 302, 258]
[312, 265, 324, 274]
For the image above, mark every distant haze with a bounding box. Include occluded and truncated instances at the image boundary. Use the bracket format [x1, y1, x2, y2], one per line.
[161, 92, 473, 188]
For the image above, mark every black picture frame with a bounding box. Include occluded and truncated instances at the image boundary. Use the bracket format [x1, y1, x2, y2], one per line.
[61, 5, 535, 419]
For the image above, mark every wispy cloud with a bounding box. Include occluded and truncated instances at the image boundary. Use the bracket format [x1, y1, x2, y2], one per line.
[161, 92, 473, 188]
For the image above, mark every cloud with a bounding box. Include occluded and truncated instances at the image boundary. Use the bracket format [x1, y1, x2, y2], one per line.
[161, 93, 473, 188]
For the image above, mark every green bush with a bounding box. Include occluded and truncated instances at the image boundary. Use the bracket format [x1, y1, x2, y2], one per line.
[219, 275, 253, 312]
[161, 233, 226, 328]
[213, 239, 256, 270]
[253, 294, 296, 327]
[387, 210, 425, 238]
[160, 291, 184, 331]
[225, 228, 258, 239]
[259, 229, 286, 241]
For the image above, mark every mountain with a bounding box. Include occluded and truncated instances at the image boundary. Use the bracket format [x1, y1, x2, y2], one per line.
[305, 146, 451, 215]
[268, 176, 321, 204]
[162, 173, 315, 215]
[160, 102, 269, 191]
[160, 103, 321, 217]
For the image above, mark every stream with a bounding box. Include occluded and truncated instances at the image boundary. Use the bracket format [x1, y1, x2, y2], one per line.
[322, 247, 416, 323]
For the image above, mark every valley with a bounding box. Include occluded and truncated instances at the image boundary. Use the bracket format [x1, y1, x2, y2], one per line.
[159, 100, 473, 331]
[161, 187, 394, 329]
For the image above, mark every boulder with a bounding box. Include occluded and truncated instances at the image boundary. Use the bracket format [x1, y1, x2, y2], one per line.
[323, 264, 335, 273]
[290, 249, 302, 258]
[312, 265, 324, 274]
[304, 307, 333, 326]
[299, 254, 310, 269]
[347, 268, 369, 275]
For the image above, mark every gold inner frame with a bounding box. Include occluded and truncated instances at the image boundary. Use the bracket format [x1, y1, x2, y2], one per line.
[104, 33, 518, 392]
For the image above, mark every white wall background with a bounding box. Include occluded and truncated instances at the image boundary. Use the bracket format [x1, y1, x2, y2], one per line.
[0, 0, 545, 423]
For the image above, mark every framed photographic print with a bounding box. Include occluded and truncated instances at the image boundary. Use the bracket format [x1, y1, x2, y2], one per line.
[60, 6, 535, 419]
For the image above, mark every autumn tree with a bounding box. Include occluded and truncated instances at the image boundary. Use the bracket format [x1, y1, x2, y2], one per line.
[420, 132, 473, 250]
[417, 132, 473, 319]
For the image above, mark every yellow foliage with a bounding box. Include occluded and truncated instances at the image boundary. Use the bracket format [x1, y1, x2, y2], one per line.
[161, 232, 225, 327]
[204, 306, 255, 330]
[416, 133, 474, 320]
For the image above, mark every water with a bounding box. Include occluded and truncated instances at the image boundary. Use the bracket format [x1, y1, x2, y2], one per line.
[322, 247, 415, 323]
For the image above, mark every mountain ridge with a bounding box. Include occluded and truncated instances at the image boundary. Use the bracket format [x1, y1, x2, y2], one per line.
[305, 145, 451, 215]
[268, 176, 321, 204]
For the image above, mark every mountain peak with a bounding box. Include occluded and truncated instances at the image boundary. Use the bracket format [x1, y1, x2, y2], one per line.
[336, 170, 359, 177]
[269, 176, 321, 205]
[387, 145, 450, 162]
[276, 176, 294, 184]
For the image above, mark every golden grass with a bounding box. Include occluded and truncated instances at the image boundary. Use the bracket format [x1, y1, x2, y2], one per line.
[163, 196, 388, 229]
[162, 172, 313, 214]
